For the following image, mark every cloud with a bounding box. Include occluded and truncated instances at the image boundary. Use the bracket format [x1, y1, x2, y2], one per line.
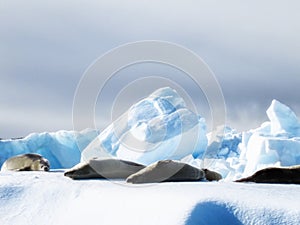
[1, 0, 300, 137]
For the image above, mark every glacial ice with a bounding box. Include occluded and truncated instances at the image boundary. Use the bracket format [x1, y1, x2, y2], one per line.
[0, 129, 98, 169]
[178, 99, 300, 180]
[81, 87, 208, 165]
[267, 99, 300, 136]
[1, 88, 300, 181]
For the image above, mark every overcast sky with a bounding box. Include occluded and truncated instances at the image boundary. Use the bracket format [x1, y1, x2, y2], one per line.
[1, 0, 300, 138]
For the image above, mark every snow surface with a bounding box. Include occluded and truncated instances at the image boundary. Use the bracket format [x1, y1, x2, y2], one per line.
[0, 171, 299, 225]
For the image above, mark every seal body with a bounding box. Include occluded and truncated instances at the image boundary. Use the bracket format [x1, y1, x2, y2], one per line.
[64, 158, 146, 179]
[203, 169, 222, 181]
[235, 165, 300, 184]
[126, 160, 205, 184]
[1, 153, 50, 172]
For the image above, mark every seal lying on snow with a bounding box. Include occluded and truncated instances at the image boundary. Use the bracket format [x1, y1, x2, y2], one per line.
[65, 158, 222, 183]
[235, 165, 300, 184]
[126, 160, 205, 184]
[64, 158, 146, 179]
[203, 169, 223, 182]
[1, 153, 50, 172]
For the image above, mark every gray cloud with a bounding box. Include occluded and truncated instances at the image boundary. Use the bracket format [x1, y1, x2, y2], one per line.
[1, 0, 300, 138]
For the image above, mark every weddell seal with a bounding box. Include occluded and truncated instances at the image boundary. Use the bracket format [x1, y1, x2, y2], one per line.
[126, 160, 206, 184]
[64, 158, 146, 179]
[64, 158, 222, 183]
[1, 153, 50, 172]
[235, 165, 300, 184]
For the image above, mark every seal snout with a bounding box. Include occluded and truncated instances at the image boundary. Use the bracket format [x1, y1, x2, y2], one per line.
[64, 170, 75, 178]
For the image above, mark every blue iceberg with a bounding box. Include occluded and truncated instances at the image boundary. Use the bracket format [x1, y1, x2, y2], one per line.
[0, 129, 99, 169]
[81, 87, 208, 165]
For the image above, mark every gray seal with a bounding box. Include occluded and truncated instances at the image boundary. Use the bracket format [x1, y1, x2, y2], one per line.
[64, 158, 146, 179]
[1, 153, 50, 172]
[235, 165, 300, 184]
[126, 160, 205, 184]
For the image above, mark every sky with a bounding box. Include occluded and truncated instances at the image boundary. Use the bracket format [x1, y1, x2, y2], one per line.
[1, 0, 300, 138]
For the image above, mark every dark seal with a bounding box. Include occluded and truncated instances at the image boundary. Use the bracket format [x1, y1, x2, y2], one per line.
[64, 158, 145, 179]
[126, 160, 206, 184]
[235, 165, 300, 184]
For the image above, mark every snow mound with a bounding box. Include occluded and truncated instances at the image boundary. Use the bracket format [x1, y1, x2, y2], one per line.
[81, 87, 207, 165]
[0, 129, 99, 169]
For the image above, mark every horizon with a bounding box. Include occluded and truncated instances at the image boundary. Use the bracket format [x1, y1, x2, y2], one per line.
[1, 1, 300, 138]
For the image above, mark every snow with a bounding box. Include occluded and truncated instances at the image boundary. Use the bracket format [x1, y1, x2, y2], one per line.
[0, 172, 299, 225]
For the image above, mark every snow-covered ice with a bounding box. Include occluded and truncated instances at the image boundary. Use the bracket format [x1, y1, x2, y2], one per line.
[0, 172, 299, 225]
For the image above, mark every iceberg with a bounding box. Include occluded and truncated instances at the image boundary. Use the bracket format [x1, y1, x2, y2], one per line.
[267, 99, 300, 136]
[81, 87, 208, 165]
[0, 129, 99, 169]
[184, 100, 300, 181]
[232, 100, 300, 179]
[1, 95, 300, 182]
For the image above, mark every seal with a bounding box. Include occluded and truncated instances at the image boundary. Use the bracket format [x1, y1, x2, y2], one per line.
[126, 160, 205, 184]
[235, 165, 300, 184]
[1, 153, 50, 172]
[64, 158, 146, 179]
[203, 169, 222, 181]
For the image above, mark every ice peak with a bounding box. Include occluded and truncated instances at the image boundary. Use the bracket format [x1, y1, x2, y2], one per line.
[266, 99, 300, 136]
[149, 87, 186, 110]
